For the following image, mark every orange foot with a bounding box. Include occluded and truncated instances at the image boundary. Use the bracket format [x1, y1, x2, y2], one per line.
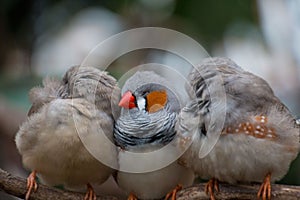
[84, 183, 96, 200]
[25, 171, 38, 200]
[205, 178, 219, 200]
[127, 192, 138, 200]
[257, 173, 271, 200]
[165, 184, 183, 200]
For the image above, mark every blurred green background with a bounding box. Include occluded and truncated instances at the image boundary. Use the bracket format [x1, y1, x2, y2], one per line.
[0, 0, 299, 199]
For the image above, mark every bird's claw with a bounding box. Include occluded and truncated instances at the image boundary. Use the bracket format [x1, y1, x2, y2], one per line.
[205, 178, 219, 200]
[257, 173, 271, 200]
[127, 192, 138, 200]
[165, 184, 183, 200]
[25, 171, 38, 200]
[84, 183, 96, 200]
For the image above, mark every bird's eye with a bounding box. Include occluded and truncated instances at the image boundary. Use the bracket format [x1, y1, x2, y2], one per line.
[146, 90, 167, 113]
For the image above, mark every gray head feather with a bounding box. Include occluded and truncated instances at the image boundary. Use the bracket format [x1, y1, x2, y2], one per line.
[114, 71, 179, 150]
[122, 71, 181, 113]
[58, 66, 121, 117]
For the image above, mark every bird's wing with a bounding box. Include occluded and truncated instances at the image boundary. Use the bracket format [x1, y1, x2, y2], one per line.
[177, 57, 299, 160]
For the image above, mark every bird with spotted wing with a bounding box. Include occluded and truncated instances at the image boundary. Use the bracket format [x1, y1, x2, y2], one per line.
[177, 57, 300, 200]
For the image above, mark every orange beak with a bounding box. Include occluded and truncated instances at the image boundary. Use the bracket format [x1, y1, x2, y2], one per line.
[118, 91, 136, 109]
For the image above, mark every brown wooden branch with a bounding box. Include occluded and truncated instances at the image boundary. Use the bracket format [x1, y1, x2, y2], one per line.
[177, 182, 300, 200]
[0, 168, 118, 200]
[1, 168, 300, 200]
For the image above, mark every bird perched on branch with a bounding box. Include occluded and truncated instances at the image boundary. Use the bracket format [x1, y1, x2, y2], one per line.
[114, 71, 195, 200]
[15, 66, 120, 200]
[178, 57, 300, 200]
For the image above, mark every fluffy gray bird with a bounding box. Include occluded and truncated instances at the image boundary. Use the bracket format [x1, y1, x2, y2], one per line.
[15, 66, 120, 200]
[178, 57, 300, 200]
[114, 71, 195, 200]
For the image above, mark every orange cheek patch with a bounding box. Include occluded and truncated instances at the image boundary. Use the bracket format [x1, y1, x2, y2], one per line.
[146, 90, 167, 113]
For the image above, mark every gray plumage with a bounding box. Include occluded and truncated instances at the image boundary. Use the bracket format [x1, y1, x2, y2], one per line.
[58, 65, 121, 118]
[114, 71, 180, 150]
[121, 71, 181, 113]
[179, 57, 300, 184]
[114, 71, 194, 199]
[15, 66, 119, 193]
[114, 108, 177, 150]
[28, 77, 61, 116]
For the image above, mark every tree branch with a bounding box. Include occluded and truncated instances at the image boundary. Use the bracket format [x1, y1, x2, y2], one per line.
[1, 168, 300, 200]
[0, 168, 118, 200]
[177, 182, 300, 200]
